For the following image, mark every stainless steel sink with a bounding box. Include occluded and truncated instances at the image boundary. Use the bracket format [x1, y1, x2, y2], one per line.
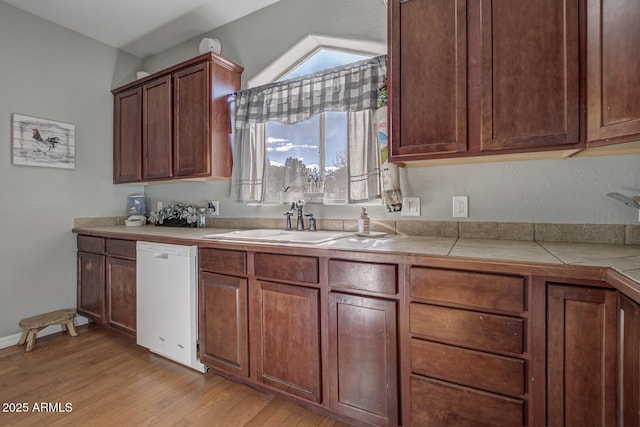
[203, 229, 350, 244]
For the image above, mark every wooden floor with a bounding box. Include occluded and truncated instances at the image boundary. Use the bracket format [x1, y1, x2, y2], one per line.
[0, 325, 350, 426]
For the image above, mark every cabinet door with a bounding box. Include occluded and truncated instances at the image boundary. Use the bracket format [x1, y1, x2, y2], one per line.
[547, 284, 617, 427]
[173, 62, 210, 177]
[480, 0, 580, 151]
[619, 294, 640, 427]
[77, 251, 105, 323]
[254, 281, 321, 403]
[587, 0, 640, 144]
[113, 87, 142, 183]
[388, 0, 467, 159]
[142, 76, 173, 180]
[200, 272, 248, 377]
[106, 256, 136, 336]
[328, 293, 398, 426]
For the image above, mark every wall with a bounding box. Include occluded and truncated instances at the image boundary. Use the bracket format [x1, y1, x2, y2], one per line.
[0, 2, 143, 338]
[140, 0, 640, 225]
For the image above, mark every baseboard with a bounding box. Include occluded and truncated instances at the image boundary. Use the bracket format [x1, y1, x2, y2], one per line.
[0, 315, 89, 350]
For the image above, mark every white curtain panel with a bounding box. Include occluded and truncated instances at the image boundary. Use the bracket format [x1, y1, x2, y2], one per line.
[348, 110, 381, 203]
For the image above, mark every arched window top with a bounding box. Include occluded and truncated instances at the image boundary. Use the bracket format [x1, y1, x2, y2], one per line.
[248, 33, 386, 88]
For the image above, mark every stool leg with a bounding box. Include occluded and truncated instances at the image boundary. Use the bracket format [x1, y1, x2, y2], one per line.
[18, 329, 28, 346]
[61, 323, 68, 332]
[25, 330, 36, 352]
[66, 320, 78, 337]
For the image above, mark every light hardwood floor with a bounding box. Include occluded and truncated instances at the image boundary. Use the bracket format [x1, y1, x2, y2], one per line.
[0, 325, 350, 426]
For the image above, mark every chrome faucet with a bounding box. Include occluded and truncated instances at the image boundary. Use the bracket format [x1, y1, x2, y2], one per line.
[292, 200, 305, 231]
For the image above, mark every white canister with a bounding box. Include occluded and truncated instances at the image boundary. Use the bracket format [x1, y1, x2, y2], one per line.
[199, 38, 222, 55]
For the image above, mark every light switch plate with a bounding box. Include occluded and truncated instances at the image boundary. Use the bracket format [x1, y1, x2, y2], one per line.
[207, 200, 219, 216]
[401, 197, 420, 216]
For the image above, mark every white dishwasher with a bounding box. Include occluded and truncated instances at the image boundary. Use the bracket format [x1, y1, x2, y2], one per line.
[136, 241, 206, 372]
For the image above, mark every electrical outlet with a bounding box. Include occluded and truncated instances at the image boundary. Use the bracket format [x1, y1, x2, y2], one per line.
[401, 197, 420, 216]
[156, 201, 163, 211]
[453, 196, 468, 218]
[207, 200, 219, 216]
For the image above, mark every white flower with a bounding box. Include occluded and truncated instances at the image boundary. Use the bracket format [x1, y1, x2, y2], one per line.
[149, 203, 202, 224]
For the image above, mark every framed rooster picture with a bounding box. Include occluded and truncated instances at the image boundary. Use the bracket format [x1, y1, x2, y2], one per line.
[12, 113, 75, 169]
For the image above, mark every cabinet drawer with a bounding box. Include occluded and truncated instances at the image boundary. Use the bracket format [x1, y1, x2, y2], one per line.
[106, 239, 136, 259]
[329, 259, 397, 295]
[411, 376, 524, 427]
[254, 253, 318, 284]
[410, 267, 524, 313]
[77, 235, 105, 254]
[410, 303, 524, 354]
[199, 248, 246, 276]
[411, 339, 525, 396]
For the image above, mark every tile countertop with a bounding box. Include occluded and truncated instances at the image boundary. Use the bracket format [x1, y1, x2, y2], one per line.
[72, 225, 640, 286]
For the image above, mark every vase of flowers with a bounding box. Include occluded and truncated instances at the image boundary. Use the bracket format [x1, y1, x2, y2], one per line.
[148, 203, 203, 227]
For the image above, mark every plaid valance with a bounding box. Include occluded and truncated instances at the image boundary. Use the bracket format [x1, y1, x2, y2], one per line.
[235, 55, 387, 129]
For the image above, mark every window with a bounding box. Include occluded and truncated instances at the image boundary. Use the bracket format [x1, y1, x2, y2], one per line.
[262, 49, 373, 204]
[231, 36, 386, 205]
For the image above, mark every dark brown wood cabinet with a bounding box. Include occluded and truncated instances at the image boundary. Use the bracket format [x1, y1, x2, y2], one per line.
[113, 88, 142, 182]
[142, 75, 172, 180]
[388, 0, 467, 158]
[407, 266, 528, 426]
[388, 0, 583, 163]
[618, 294, 640, 426]
[253, 280, 322, 403]
[328, 293, 398, 426]
[547, 283, 617, 427]
[327, 258, 399, 426]
[199, 271, 249, 377]
[586, 0, 640, 146]
[198, 248, 248, 377]
[77, 236, 136, 336]
[112, 52, 243, 183]
[105, 239, 136, 336]
[77, 233, 640, 427]
[77, 246, 106, 323]
[478, 0, 580, 152]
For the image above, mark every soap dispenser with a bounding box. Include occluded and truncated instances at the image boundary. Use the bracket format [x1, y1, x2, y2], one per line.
[358, 207, 370, 234]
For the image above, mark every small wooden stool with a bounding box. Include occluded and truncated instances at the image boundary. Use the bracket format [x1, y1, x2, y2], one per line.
[18, 309, 78, 352]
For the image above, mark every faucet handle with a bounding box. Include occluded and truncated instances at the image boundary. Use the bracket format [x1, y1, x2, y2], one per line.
[284, 212, 293, 230]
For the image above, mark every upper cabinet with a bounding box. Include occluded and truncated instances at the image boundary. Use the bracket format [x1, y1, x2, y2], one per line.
[478, 0, 580, 152]
[586, 0, 640, 146]
[113, 87, 143, 181]
[389, 0, 640, 164]
[388, 0, 468, 158]
[112, 53, 243, 184]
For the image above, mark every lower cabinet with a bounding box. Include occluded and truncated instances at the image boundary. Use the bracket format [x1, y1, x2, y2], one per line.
[407, 267, 528, 426]
[253, 280, 322, 403]
[106, 256, 136, 335]
[76, 235, 136, 336]
[77, 250, 106, 323]
[328, 293, 398, 426]
[199, 271, 249, 377]
[410, 376, 524, 427]
[547, 283, 617, 427]
[619, 294, 640, 426]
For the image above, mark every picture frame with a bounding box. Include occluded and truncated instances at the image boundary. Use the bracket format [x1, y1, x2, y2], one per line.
[11, 113, 75, 169]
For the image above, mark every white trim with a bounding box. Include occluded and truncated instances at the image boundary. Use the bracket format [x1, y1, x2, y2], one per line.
[0, 315, 89, 350]
[248, 33, 387, 88]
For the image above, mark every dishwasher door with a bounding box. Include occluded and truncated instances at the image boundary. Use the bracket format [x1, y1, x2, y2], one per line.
[136, 241, 206, 372]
